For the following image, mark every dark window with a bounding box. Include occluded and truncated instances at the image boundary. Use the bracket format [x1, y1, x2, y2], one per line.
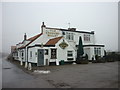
[94, 47, 101, 56]
[66, 32, 74, 40]
[30, 51, 32, 58]
[45, 49, 48, 55]
[16, 52, 18, 56]
[21, 52, 24, 57]
[62, 31, 65, 35]
[51, 49, 57, 59]
[67, 58, 73, 60]
[67, 51, 73, 57]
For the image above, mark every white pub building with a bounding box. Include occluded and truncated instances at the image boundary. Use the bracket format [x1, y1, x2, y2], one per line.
[12, 22, 105, 67]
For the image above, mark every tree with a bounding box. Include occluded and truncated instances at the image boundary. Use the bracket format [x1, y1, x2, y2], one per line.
[77, 36, 84, 60]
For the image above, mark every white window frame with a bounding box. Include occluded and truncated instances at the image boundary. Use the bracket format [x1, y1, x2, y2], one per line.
[67, 51, 73, 57]
[66, 32, 74, 41]
[84, 34, 90, 41]
[94, 47, 101, 56]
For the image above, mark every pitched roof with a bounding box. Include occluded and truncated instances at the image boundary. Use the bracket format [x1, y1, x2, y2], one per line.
[18, 33, 42, 49]
[45, 36, 63, 45]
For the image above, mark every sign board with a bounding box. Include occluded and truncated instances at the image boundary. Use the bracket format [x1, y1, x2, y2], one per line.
[46, 29, 60, 37]
[59, 40, 68, 49]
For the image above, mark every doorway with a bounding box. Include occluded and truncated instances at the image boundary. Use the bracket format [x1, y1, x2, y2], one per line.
[37, 49, 44, 66]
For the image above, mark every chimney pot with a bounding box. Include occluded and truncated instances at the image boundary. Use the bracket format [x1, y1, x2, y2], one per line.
[68, 28, 76, 31]
[24, 33, 27, 40]
[41, 22, 46, 27]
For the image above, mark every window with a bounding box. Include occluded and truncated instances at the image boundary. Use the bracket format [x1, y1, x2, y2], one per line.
[21, 52, 24, 57]
[30, 51, 32, 58]
[84, 34, 90, 41]
[66, 32, 74, 40]
[98, 48, 101, 55]
[51, 49, 57, 59]
[45, 49, 48, 55]
[15, 52, 18, 57]
[94, 47, 101, 56]
[67, 51, 73, 57]
[67, 51, 73, 60]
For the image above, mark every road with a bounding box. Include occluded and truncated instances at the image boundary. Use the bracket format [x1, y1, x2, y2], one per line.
[2, 57, 119, 88]
[2, 58, 54, 88]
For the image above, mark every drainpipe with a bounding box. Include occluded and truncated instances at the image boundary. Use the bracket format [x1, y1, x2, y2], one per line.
[25, 47, 28, 68]
[27, 47, 29, 68]
[20, 49, 23, 66]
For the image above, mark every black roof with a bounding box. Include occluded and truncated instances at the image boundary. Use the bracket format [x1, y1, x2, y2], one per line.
[46, 27, 94, 34]
[60, 29, 94, 34]
[83, 45, 105, 47]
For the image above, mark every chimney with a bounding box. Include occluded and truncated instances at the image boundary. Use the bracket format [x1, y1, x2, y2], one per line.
[68, 28, 76, 31]
[41, 22, 46, 33]
[91, 31, 94, 34]
[24, 33, 27, 40]
[41, 22, 46, 27]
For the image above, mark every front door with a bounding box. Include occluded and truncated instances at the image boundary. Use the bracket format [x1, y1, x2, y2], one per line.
[37, 49, 44, 66]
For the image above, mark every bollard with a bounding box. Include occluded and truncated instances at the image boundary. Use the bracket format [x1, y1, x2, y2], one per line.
[20, 61, 23, 66]
[28, 63, 32, 70]
[56, 59, 59, 65]
[25, 62, 28, 68]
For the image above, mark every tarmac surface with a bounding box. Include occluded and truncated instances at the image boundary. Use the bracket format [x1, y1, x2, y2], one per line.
[2, 58, 119, 88]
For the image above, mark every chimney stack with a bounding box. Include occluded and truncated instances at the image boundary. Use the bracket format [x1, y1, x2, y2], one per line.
[24, 33, 27, 40]
[41, 22, 46, 27]
[91, 31, 94, 34]
[41, 22, 46, 33]
[68, 28, 76, 31]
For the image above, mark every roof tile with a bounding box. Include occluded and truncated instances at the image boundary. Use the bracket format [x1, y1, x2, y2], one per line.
[18, 33, 42, 49]
[45, 36, 63, 45]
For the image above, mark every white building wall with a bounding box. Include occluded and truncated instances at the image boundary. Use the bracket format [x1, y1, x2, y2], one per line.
[14, 25, 104, 65]
[28, 27, 95, 49]
[55, 39, 76, 62]
[28, 47, 37, 63]
[101, 47, 105, 57]
[84, 46, 105, 60]
[17, 50, 21, 61]
[21, 49, 26, 62]
[84, 47, 91, 60]
[90, 47, 95, 60]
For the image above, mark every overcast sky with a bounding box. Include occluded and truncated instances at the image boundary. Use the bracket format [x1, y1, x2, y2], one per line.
[2, 2, 118, 53]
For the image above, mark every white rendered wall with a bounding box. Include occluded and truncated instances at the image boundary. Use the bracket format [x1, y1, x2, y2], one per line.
[55, 39, 76, 62]
[28, 47, 37, 63]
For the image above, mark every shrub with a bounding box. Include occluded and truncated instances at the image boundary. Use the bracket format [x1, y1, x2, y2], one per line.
[76, 57, 82, 64]
[76, 56, 89, 64]
[92, 60, 97, 63]
[92, 56, 106, 63]
[85, 54, 88, 60]
[95, 55, 98, 60]
[79, 60, 89, 64]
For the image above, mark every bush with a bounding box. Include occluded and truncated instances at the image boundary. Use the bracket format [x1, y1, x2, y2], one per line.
[85, 54, 88, 60]
[76, 57, 82, 64]
[106, 58, 115, 62]
[76, 56, 89, 64]
[92, 60, 97, 63]
[79, 60, 89, 64]
[105, 52, 115, 62]
[92, 56, 106, 63]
